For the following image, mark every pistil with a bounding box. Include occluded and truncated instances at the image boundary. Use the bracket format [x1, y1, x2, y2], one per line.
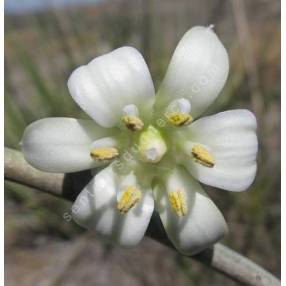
[138, 125, 167, 163]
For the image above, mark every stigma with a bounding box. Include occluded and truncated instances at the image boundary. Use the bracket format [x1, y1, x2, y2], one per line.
[90, 147, 119, 161]
[117, 186, 142, 213]
[168, 189, 188, 216]
[191, 145, 214, 167]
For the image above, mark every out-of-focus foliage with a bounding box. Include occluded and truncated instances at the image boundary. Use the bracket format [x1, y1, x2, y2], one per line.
[5, 0, 280, 285]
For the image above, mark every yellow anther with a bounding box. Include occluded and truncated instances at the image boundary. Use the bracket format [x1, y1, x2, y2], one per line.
[90, 147, 119, 161]
[122, 115, 144, 131]
[165, 112, 193, 126]
[117, 186, 142, 213]
[168, 190, 188, 216]
[191, 145, 214, 168]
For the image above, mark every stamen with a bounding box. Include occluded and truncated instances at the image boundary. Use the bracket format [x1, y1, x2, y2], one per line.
[117, 186, 142, 213]
[191, 145, 214, 167]
[168, 189, 188, 216]
[90, 147, 119, 161]
[122, 115, 144, 131]
[165, 112, 193, 126]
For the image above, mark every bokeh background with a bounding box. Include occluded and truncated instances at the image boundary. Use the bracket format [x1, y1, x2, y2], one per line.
[4, 0, 281, 285]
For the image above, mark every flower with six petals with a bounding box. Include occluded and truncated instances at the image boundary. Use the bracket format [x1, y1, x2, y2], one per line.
[22, 26, 258, 255]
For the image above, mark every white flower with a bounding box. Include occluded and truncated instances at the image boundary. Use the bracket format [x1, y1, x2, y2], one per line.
[22, 26, 258, 255]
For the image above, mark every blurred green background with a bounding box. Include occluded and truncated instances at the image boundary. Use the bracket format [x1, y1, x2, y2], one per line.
[4, 0, 280, 285]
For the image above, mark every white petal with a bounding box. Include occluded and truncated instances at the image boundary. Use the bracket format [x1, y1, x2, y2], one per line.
[180, 109, 258, 191]
[155, 26, 229, 118]
[72, 166, 154, 247]
[22, 118, 114, 173]
[68, 47, 155, 127]
[154, 167, 228, 255]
